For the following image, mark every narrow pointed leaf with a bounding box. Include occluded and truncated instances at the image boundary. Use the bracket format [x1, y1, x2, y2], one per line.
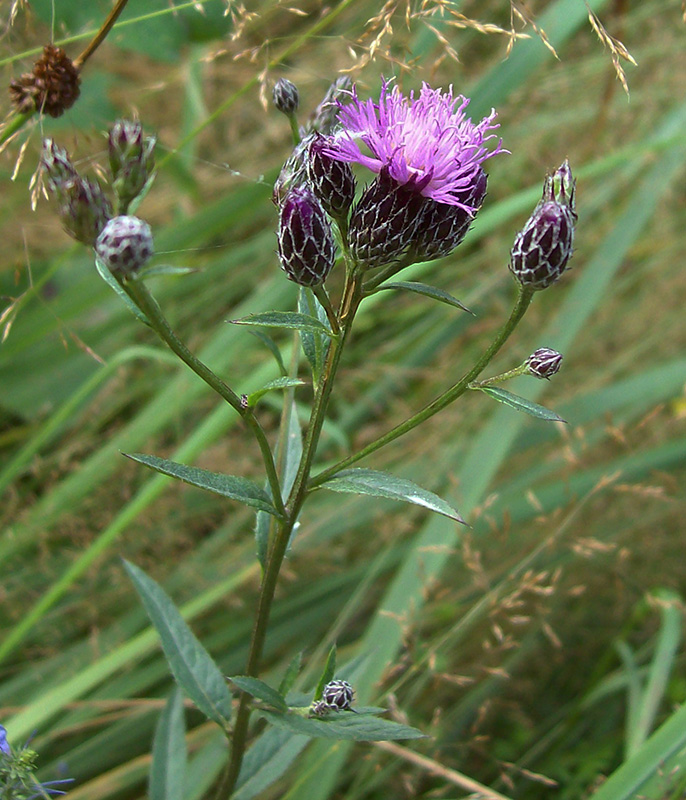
[258, 709, 426, 741]
[476, 386, 566, 422]
[246, 377, 306, 407]
[314, 645, 337, 701]
[229, 311, 332, 336]
[150, 690, 187, 800]
[229, 676, 288, 712]
[124, 453, 283, 517]
[376, 281, 474, 314]
[299, 288, 328, 380]
[123, 561, 233, 729]
[234, 728, 309, 800]
[139, 264, 199, 279]
[279, 653, 302, 697]
[320, 468, 465, 524]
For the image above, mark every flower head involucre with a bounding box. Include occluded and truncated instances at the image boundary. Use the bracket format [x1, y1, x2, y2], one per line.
[277, 186, 335, 286]
[323, 80, 505, 210]
[95, 215, 154, 276]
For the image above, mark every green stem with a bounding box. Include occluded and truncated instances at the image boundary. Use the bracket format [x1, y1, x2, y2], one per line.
[310, 285, 535, 488]
[73, 0, 131, 69]
[121, 277, 286, 519]
[220, 275, 363, 797]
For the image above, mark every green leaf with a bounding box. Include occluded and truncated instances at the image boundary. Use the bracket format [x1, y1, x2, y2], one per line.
[229, 676, 288, 712]
[314, 645, 337, 701]
[95, 256, 150, 325]
[150, 690, 187, 800]
[476, 386, 566, 422]
[234, 728, 309, 800]
[138, 264, 198, 279]
[258, 709, 426, 741]
[246, 377, 306, 407]
[124, 453, 283, 518]
[279, 653, 302, 698]
[376, 281, 474, 314]
[229, 311, 332, 336]
[320, 468, 466, 525]
[298, 288, 328, 380]
[123, 561, 232, 729]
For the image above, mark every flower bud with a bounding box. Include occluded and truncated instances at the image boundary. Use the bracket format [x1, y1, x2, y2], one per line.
[509, 160, 577, 290]
[41, 138, 79, 200]
[273, 78, 299, 116]
[95, 215, 154, 276]
[277, 186, 335, 286]
[527, 348, 563, 380]
[411, 169, 488, 262]
[307, 134, 356, 218]
[321, 679, 355, 711]
[108, 119, 156, 213]
[348, 169, 426, 268]
[60, 178, 112, 246]
[272, 136, 311, 206]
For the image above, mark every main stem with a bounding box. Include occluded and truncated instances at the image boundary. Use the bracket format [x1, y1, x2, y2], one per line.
[311, 285, 535, 488]
[220, 275, 362, 797]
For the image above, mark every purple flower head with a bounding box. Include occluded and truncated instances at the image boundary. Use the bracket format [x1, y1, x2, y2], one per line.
[324, 80, 505, 211]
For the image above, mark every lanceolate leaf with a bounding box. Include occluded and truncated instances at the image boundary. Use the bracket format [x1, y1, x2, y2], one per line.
[138, 264, 198, 279]
[299, 288, 329, 380]
[229, 311, 333, 337]
[230, 676, 288, 712]
[124, 453, 284, 518]
[314, 645, 337, 701]
[376, 281, 474, 314]
[246, 377, 306, 407]
[258, 709, 426, 741]
[124, 561, 232, 730]
[150, 690, 187, 800]
[319, 468, 465, 524]
[476, 386, 566, 422]
[279, 653, 302, 697]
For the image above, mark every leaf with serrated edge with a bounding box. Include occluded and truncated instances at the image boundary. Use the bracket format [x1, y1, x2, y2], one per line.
[378, 281, 474, 314]
[230, 676, 288, 712]
[259, 710, 426, 741]
[320, 468, 465, 524]
[124, 561, 232, 729]
[477, 386, 566, 422]
[150, 690, 187, 800]
[125, 453, 283, 517]
[229, 311, 332, 336]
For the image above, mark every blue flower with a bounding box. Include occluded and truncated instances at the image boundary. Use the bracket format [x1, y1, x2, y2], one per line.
[0, 723, 11, 755]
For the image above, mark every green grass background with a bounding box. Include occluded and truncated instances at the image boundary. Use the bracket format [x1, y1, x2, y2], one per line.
[1, 1, 686, 798]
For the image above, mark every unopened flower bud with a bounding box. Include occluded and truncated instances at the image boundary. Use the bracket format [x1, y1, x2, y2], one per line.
[348, 169, 426, 268]
[509, 160, 577, 290]
[60, 178, 112, 246]
[307, 134, 356, 218]
[272, 136, 311, 206]
[277, 186, 335, 286]
[321, 679, 355, 711]
[527, 348, 563, 380]
[41, 138, 79, 200]
[273, 78, 299, 116]
[411, 169, 488, 262]
[108, 119, 156, 213]
[95, 215, 154, 276]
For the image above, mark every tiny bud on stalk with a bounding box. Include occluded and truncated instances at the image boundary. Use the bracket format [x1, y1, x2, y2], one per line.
[527, 348, 563, 380]
[108, 119, 156, 213]
[273, 78, 299, 116]
[60, 178, 112, 246]
[95, 215, 154, 276]
[41, 138, 79, 200]
[277, 186, 335, 287]
[509, 160, 577, 290]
